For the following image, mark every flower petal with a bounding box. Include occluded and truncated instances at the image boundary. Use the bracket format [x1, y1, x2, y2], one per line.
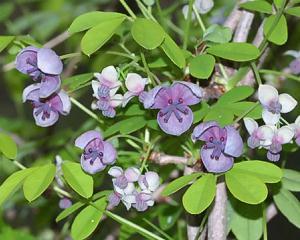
[157, 107, 193, 136]
[276, 126, 294, 144]
[125, 73, 147, 93]
[243, 117, 258, 135]
[124, 167, 141, 182]
[122, 91, 137, 107]
[142, 86, 165, 109]
[258, 84, 278, 106]
[295, 116, 300, 126]
[101, 66, 118, 84]
[92, 80, 100, 99]
[33, 108, 59, 127]
[257, 125, 275, 144]
[110, 94, 123, 108]
[262, 109, 280, 125]
[145, 171, 160, 192]
[102, 141, 117, 165]
[122, 194, 136, 210]
[195, 0, 214, 14]
[15, 46, 38, 74]
[37, 48, 63, 75]
[191, 121, 219, 142]
[289, 59, 300, 75]
[201, 147, 233, 173]
[171, 81, 202, 106]
[108, 166, 123, 178]
[267, 151, 280, 162]
[57, 90, 71, 115]
[278, 93, 297, 113]
[75, 130, 102, 149]
[40, 75, 61, 98]
[80, 154, 105, 174]
[22, 83, 41, 102]
[224, 126, 243, 157]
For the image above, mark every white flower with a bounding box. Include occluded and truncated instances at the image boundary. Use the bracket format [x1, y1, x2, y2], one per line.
[182, 0, 214, 19]
[138, 171, 160, 192]
[258, 84, 297, 125]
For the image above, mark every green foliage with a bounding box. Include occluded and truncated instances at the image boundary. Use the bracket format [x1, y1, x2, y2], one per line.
[56, 201, 85, 222]
[189, 54, 216, 79]
[62, 161, 94, 198]
[218, 86, 254, 104]
[63, 73, 94, 92]
[0, 36, 15, 53]
[281, 169, 300, 192]
[182, 174, 216, 214]
[157, 205, 182, 231]
[225, 166, 268, 204]
[161, 172, 202, 196]
[203, 24, 232, 43]
[264, 15, 288, 45]
[240, 0, 273, 14]
[71, 198, 107, 240]
[207, 43, 260, 62]
[273, 187, 300, 228]
[0, 132, 17, 159]
[131, 18, 165, 50]
[23, 164, 56, 202]
[285, 7, 300, 17]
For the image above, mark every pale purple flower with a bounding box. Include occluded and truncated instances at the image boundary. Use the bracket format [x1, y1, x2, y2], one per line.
[75, 130, 117, 174]
[132, 191, 154, 212]
[140, 81, 203, 136]
[59, 198, 72, 209]
[15, 46, 63, 98]
[91, 66, 123, 118]
[291, 116, 300, 146]
[192, 121, 243, 173]
[284, 50, 300, 75]
[258, 85, 297, 125]
[138, 171, 160, 192]
[262, 125, 294, 162]
[22, 83, 71, 127]
[243, 118, 274, 149]
[122, 73, 148, 107]
[108, 166, 141, 189]
[182, 0, 214, 19]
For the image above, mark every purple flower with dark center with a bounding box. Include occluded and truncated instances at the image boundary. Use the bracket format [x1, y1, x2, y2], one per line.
[15, 46, 63, 98]
[140, 81, 203, 136]
[290, 58, 300, 75]
[75, 130, 117, 174]
[192, 121, 243, 173]
[59, 198, 72, 209]
[23, 83, 71, 127]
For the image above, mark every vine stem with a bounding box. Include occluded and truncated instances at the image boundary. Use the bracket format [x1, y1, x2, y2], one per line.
[120, 0, 137, 20]
[234, 101, 260, 124]
[259, 69, 300, 82]
[251, 62, 262, 85]
[70, 97, 103, 125]
[183, 0, 195, 50]
[106, 134, 146, 145]
[193, 5, 206, 32]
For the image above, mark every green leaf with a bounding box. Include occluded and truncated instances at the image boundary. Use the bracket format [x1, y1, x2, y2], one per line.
[23, 164, 56, 202]
[230, 102, 262, 119]
[285, 7, 300, 17]
[281, 169, 300, 192]
[204, 107, 234, 127]
[0, 169, 32, 206]
[162, 173, 202, 196]
[193, 102, 210, 123]
[71, 198, 107, 240]
[158, 205, 182, 230]
[56, 201, 85, 222]
[0, 36, 15, 53]
[0, 132, 17, 159]
[203, 24, 232, 43]
[182, 174, 216, 214]
[81, 17, 126, 56]
[123, 104, 145, 116]
[63, 73, 94, 92]
[189, 54, 215, 79]
[240, 0, 273, 14]
[218, 86, 254, 104]
[230, 199, 263, 240]
[68, 11, 126, 34]
[264, 15, 288, 45]
[207, 43, 260, 62]
[160, 34, 186, 69]
[62, 161, 93, 198]
[131, 18, 165, 50]
[233, 160, 282, 183]
[225, 167, 268, 204]
[273, 0, 284, 8]
[273, 188, 300, 228]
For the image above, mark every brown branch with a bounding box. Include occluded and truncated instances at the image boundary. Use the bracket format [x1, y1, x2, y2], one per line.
[149, 152, 188, 165]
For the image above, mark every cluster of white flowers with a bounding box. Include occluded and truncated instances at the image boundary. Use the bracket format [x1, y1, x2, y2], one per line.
[244, 84, 299, 161]
[108, 166, 160, 212]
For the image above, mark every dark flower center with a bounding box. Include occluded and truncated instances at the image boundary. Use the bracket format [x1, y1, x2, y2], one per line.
[32, 101, 56, 121]
[26, 57, 45, 81]
[204, 136, 226, 160]
[159, 98, 189, 123]
[266, 101, 282, 114]
[83, 139, 104, 165]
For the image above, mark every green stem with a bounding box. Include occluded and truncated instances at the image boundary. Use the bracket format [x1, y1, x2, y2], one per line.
[120, 0, 137, 20]
[251, 62, 262, 85]
[193, 5, 206, 32]
[105, 51, 136, 60]
[280, 117, 290, 125]
[140, 143, 153, 172]
[106, 134, 146, 145]
[183, 0, 195, 50]
[136, 0, 157, 21]
[143, 218, 173, 240]
[259, 69, 300, 82]
[60, 53, 81, 60]
[53, 185, 73, 198]
[234, 102, 260, 124]
[70, 97, 103, 125]
[13, 160, 26, 170]
[140, 51, 156, 86]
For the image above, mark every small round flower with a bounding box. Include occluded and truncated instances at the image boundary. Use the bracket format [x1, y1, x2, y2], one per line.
[22, 83, 71, 127]
[192, 121, 243, 173]
[59, 198, 72, 209]
[75, 130, 117, 174]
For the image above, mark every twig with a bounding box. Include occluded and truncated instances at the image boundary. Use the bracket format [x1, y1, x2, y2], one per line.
[233, 10, 254, 42]
[149, 152, 188, 165]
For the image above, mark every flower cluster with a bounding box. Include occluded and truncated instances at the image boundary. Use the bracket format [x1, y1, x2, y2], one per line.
[182, 0, 214, 19]
[75, 130, 117, 174]
[16, 46, 71, 127]
[244, 84, 298, 162]
[108, 166, 160, 212]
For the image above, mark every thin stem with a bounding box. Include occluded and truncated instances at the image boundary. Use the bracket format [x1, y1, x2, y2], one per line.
[263, 203, 268, 240]
[143, 218, 173, 240]
[194, 210, 209, 240]
[183, 0, 195, 50]
[53, 186, 73, 198]
[251, 62, 262, 85]
[280, 117, 290, 125]
[136, 0, 157, 21]
[120, 0, 137, 20]
[60, 53, 81, 60]
[234, 102, 260, 124]
[259, 69, 300, 82]
[13, 160, 26, 170]
[106, 134, 146, 145]
[70, 97, 103, 124]
[105, 51, 136, 60]
[140, 51, 156, 86]
[140, 143, 153, 172]
[193, 5, 206, 32]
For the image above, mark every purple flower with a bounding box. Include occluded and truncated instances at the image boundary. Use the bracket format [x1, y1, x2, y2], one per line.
[75, 130, 117, 174]
[22, 83, 71, 127]
[132, 191, 154, 212]
[91, 66, 123, 118]
[59, 198, 72, 209]
[15, 47, 63, 98]
[291, 116, 300, 146]
[138, 171, 160, 192]
[290, 58, 300, 75]
[140, 81, 203, 136]
[192, 121, 243, 173]
[108, 166, 141, 189]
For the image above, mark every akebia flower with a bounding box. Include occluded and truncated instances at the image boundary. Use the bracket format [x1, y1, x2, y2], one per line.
[140, 81, 203, 136]
[192, 121, 243, 173]
[91, 66, 123, 118]
[23, 84, 71, 127]
[284, 50, 300, 75]
[75, 130, 117, 174]
[138, 171, 160, 192]
[182, 0, 214, 19]
[59, 198, 72, 209]
[15, 46, 63, 98]
[258, 84, 297, 125]
[122, 73, 148, 107]
[291, 116, 300, 146]
[133, 191, 154, 212]
[108, 166, 141, 189]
